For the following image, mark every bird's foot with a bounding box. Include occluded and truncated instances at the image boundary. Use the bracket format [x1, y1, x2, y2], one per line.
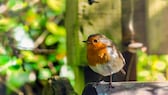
[108, 82, 114, 89]
[95, 80, 105, 86]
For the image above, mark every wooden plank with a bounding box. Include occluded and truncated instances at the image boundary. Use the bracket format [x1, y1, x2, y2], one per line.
[79, 0, 122, 44]
[147, 0, 168, 54]
[82, 82, 168, 95]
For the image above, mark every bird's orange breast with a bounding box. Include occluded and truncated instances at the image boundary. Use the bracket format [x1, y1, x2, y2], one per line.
[87, 45, 110, 66]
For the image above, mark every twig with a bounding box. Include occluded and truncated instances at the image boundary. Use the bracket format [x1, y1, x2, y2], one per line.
[33, 48, 55, 54]
[34, 31, 49, 48]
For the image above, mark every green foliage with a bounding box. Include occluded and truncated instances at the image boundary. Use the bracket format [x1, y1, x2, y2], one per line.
[0, 18, 16, 32]
[0, 0, 69, 94]
[46, 0, 65, 15]
[0, 55, 10, 65]
[137, 50, 168, 81]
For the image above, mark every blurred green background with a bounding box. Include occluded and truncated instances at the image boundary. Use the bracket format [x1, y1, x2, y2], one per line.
[137, 50, 168, 81]
[0, 0, 168, 95]
[0, 0, 68, 94]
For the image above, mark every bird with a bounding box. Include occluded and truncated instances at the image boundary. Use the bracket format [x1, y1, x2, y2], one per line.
[83, 34, 125, 87]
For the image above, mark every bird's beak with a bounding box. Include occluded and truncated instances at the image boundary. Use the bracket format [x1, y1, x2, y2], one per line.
[83, 40, 87, 43]
[83, 40, 91, 44]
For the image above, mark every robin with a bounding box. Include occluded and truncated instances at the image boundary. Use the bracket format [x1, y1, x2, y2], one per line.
[83, 34, 125, 87]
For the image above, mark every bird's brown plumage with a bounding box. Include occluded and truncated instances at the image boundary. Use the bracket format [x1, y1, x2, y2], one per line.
[84, 34, 125, 76]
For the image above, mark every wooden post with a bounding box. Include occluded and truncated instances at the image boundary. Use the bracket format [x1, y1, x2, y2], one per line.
[133, 0, 147, 46]
[121, 0, 137, 81]
[65, 0, 84, 94]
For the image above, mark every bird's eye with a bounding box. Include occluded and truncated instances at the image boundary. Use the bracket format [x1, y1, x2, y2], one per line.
[93, 39, 98, 43]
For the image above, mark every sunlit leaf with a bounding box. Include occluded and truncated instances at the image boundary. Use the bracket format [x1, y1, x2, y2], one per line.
[0, 18, 16, 32]
[0, 18, 10, 24]
[45, 34, 58, 46]
[137, 50, 168, 81]
[21, 51, 35, 62]
[57, 26, 66, 36]
[46, 33, 65, 44]
[36, 55, 48, 68]
[46, 21, 66, 36]
[46, 0, 65, 15]
[46, 21, 58, 34]
[16, 58, 22, 65]
[38, 69, 52, 80]
[148, 55, 158, 62]
[152, 60, 166, 71]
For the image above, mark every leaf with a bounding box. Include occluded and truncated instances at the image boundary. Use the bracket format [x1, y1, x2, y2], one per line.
[0, 55, 10, 65]
[38, 69, 52, 80]
[46, 0, 65, 15]
[21, 51, 35, 62]
[45, 34, 59, 46]
[46, 21, 58, 34]
[0, 18, 16, 32]
[56, 42, 66, 54]
[57, 26, 66, 36]
[9, 64, 20, 70]
[46, 21, 66, 36]
[7, 71, 29, 88]
[7, 0, 16, 8]
[24, 62, 38, 71]
[48, 54, 57, 62]
[39, 15, 47, 28]
[25, 9, 41, 29]
[152, 61, 166, 71]
[139, 70, 150, 77]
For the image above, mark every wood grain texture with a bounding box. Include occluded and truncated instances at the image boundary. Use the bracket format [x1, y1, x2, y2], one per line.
[82, 82, 168, 95]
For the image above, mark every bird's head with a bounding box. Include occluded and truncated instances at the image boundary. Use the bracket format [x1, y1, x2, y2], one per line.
[83, 34, 112, 50]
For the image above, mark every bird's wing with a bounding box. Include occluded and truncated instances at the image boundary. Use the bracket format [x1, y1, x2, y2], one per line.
[108, 41, 126, 75]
